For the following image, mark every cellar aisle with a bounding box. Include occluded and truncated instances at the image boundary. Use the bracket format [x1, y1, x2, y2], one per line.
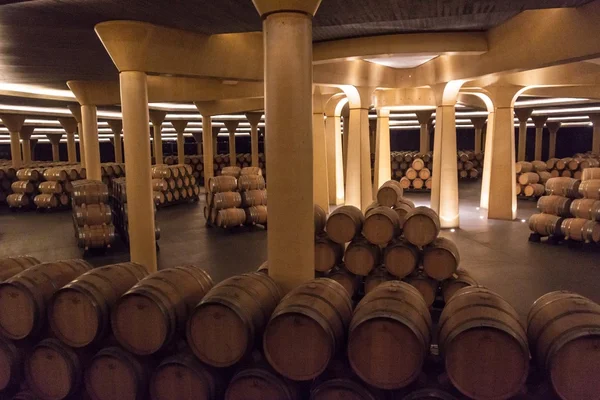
[1, 181, 599, 319]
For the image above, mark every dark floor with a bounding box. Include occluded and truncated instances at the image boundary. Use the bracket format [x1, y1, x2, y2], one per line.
[1, 181, 599, 321]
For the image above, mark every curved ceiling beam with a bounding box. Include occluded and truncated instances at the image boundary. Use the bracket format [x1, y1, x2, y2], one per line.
[194, 98, 264, 117]
[373, 88, 436, 109]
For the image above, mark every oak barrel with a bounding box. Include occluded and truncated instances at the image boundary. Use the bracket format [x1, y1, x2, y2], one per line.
[212, 192, 242, 210]
[34, 194, 59, 209]
[527, 291, 600, 400]
[570, 198, 600, 221]
[49, 262, 148, 347]
[405, 273, 438, 307]
[325, 205, 364, 244]
[315, 235, 344, 272]
[73, 203, 112, 226]
[241, 166, 262, 176]
[438, 286, 529, 400]
[0, 255, 40, 281]
[518, 172, 540, 186]
[327, 266, 360, 297]
[7, 193, 30, 208]
[529, 213, 564, 236]
[441, 268, 477, 302]
[560, 218, 600, 242]
[216, 208, 246, 228]
[403, 206, 441, 247]
[39, 181, 63, 195]
[515, 162, 533, 174]
[187, 273, 282, 368]
[241, 190, 267, 206]
[208, 176, 237, 193]
[77, 225, 115, 249]
[578, 179, 600, 199]
[401, 388, 458, 400]
[245, 205, 268, 225]
[314, 204, 327, 233]
[11, 181, 34, 194]
[422, 237, 460, 281]
[545, 177, 581, 199]
[112, 266, 213, 355]
[362, 206, 401, 245]
[537, 195, 573, 217]
[225, 357, 300, 400]
[0, 336, 26, 391]
[310, 359, 381, 400]
[263, 279, 352, 380]
[238, 175, 266, 191]
[344, 237, 381, 276]
[71, 180, 109, 206]
[582, 167, 600, 181]
[221, 166, 241, 178]
[363, 266, 395, 295]
[383, 239, 419, 278]
[348, 281, 431, 389]
[0, 259, 92, 339]
[523, 183, 545, 197]
[377, 180, 404, 207]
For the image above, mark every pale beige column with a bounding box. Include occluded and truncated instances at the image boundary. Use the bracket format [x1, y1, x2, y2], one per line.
[191, 132, 202, 155]
[590, 115, 600, 155]
[470, 117, 487, 153]
[368, 118, 376, 155]
[515, 108, 532, 162]
[47, 134, 62, 162]
[107, 120, 124, 163]
[213, 127, 219, 156]
[68, 105, 85, 167]
[199, 115, 214, 190]
[120, 71, 157, 273]
[480, 111, 495, 209]
[149, 111, 167, 165]
[0, 114, 25, 168]
[532, 116, 548, 161]
[172, 120, 188, 163]
[19, 126, 35, 165]
[81, 105, 102, 180]
[246, 113, 262, 167]
[29, 139, 37, 162]
[547, 121, 561, 159]
[341, 104, 349, 173]
[346, 105, 372, 210]
[58, 117, 78, 163]
[224, 120, 239, 166]
[313, 90, 329, 213]
[325, 111, 344, 205]
[416, 110, 434, 154]
[373, 108, 391, 194]
[254, 0, 319, 292]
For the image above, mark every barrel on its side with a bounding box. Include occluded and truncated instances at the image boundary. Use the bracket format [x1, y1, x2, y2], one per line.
[0, 256, 40, 281]
[537, 195, 572, 217]
[403, 207, 440, 247]
[570, 198, 600, 221]
[440, 269, 477, 302]
[377, 180, 404, 207]
[560, 218, 600, 242]
[325, 206, 364, 244]
[362, 206, 400, 245]
[578, 179, 600, 200]
[327, 267, 360, 298]
[315, 235, 344, 273]
[383, 239, 419, 279]
[344, 238, 380, 276]
[545, 177, 581, 199]
[529, 214, 564, 237]
[225, 358, 300, 400]
[422, 237, 460, 281]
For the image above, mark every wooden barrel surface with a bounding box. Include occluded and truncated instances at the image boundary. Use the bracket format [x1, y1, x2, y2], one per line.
[0, 336, 26, 391]
[441, 268, 477, 302]
[11, 181, 35, 194]
[325, 206, 364, 244]
[216, 208, 246, 228]
[49, 262, 148, 348]
[529, 213, 564, 237]
[85, 346, 150, 400]
[582, 167, 600, 181]
[405, 273, 438, 307]
[241, 189, 267, 206]
[0, 255, 40, 281]
[315, 235, 344, 272]
[314, 204, 327, 233]
[71, 181, 109, 206]
[241, 166, 262, 176]
[34, 194, 59, 209]
[515, 162, 533, 174]
[344, 238, 380, 276]
[213, 192, 242, 210]
[74, 203, 112, 226]
[570, 198, 600, 221]
[263, 279, 352, 381]
[403, 207, 440, 247]
[377, 180, 404, 207]
[401, 388, 458, 400]
[527, 291, 600, 400]
[245, 205, 268, 225]
[0, 259, 92, 340]
[560, 218, 600, 242]
[518, 172, 540, 186]
[545, 177, 581, 199]
[238, 175, 266, 191]
[383, 239, 419, 278]
[363, 266, 395, 295]
[77, 225, 116, 249]
[348, 281, 431, 389]
[422, 237, 460, 281]
[523, 183, 545, 197]
[7, 193, 30, 208]
[537, 195, 573, 217]
[112, 266, 213, 355]
[187, 273, 282, 368]
[310, 378, 380, 400]
[438, 286, 529, 400]
[38, 181, 63, 195]
[532, 160, 548, 172]
[221, 166, 241, 178]
[327, 267, 360, 298]
[578, 179, 600, 200]
[362, 206, 400, 245]
[208, 176, 237, 193]
[225, 360, 300, 400]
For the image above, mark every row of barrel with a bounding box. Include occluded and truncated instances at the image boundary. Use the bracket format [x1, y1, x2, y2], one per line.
[150, 164, 200, 207]
[456, 150, 484, 179]
[205, 167, 267, 228]
[70, 180, 116, 250]
[0, 255, 596, 400]
[529, 169, 600, 243]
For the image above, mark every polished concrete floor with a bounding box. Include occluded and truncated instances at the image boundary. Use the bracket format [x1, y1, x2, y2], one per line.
[1, 181, 599, 321]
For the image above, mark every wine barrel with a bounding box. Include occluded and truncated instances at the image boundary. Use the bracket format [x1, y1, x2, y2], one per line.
[241, 166, 262, 176]
[0, 255, 40, 281]
[412, 158, 424, 171]
[362, 206, 400, 245]
[523, 183, 545, 197]
[77, 225, 116, 249]
[529, 213, 564, 236]
[38, 181, 63, 195]
[578, 179, 600, 200]
[560, 218, 600, 242]
[213, 192, 242, 210]
[438, 286, 529, 400]
[43, 168, 68, 182]
[311, 375, 380, 400]
[527, 291, 600, 400]
[399, 177, 411, 189]
[383, 239, 419, 278]
[85, 346, 151, 400]
[11, 181, 35, 194]
[441, 268, 477, 302]
[241, 190, 267, 206]
[187, 273, 282, 368]
[34, 194, 59, 209]
[325, 206, 364, 244]
[405, 273, 438, 307]
[561, 170, 573, 178]
[151, 166, 172, 179]
[580, 159, 600, 170]
[377, 180, 404, 207]
[344, 238, 380, 276]
[0, 259, 92, 339]
[150, 352, 224, 400]
[112, 266, 213, 355]
[315, 235, 344, 272]
[532, 160, 548, 172]
[537, 171, 551, 184]
[49, 262, 148, 348]
[221, 166, 241, 178]
[314, 204, 327, 233]
[570, 198, 600, 221]
[327, 267, 360, 298]
[518, 172, 540, 186]
[73, 203, 112, 226]
[546, 158, 559, 170]
[567, 159, 580, 171]
[392, 202, 413, 227]
[152, 179, 168, 192]
[245, 205, 268, 225]
[545, 177, 581, 199]
[515, 162, 533, 174]
[582, 167, 600, 181]
[364, 266, 395, 295]
[7, 193, 31, 208]
[208, 176, 237, 193]
[71, 180, 109, 206]
[263, 279, 352, 381]
[405, 168, 418, 180]
[348, 281, 431, 389]
[418, 168, 431, 180]
[401, 388, 458, 400]
[25, 338, 87, 400]
[16, 169, 41, 182]
[11, 391, 39, 400]
[403, 206, 440, 247]
[555, 158, 572, 170]
[238, 175, 266, 191]
[216, 208, 246, 228]
[225, 357, 300, 400]
[0, 336, 27, 391]
[422, 237, 460, 281]
[537, 195, 573, 217]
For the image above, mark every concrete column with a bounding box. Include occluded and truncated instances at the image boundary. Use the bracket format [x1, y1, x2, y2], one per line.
[590, 115, 600, 155]
[47, 134, 63, 162]
[341, 104, 349, 173]
[120, 71, 157, 273]
[470, 117, 487, 153]
[254, 0, 320, 292]
[480, 112, 495, 209]
[346, 105, 372, 210]
[81, 105, 102, 181]
[29, 139, 37, 161]
[68, 106, 86, 168]
[149, 111, 167, 165]
[515, 108, 532, 162]
[373, 108, 391, 194]
[213, 127, 219, 156]
[200, 115, 214, 190]
[58, 117, 78, 163]
[313, 90, 329, 213]
[547, 122, 561, 159]
[246, 113, 262, 167]
[0, 114, 25, 168]
[416, 110, 434, 154]
[19, 126, 35, 165]
[191, 132, 202, 155]
[224, 120, 239, 166]
[368, 118, 376, 155]
[172, 120, 188, 163]
[325, 113, 344, 205]
[107, 120, 124, 163]
[532, 116, 548, 161]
